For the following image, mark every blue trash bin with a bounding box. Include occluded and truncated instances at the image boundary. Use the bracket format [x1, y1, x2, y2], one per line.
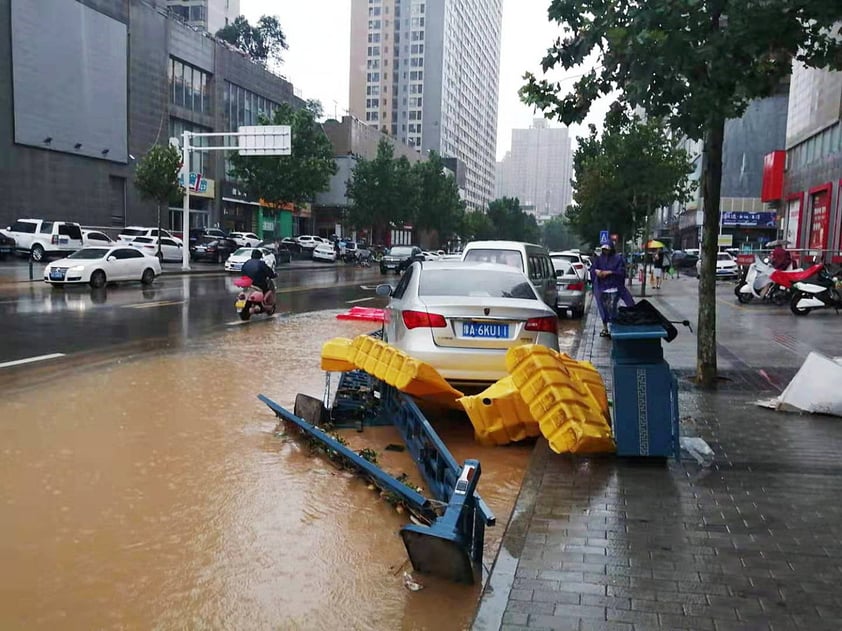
[609, 323, 679, 458]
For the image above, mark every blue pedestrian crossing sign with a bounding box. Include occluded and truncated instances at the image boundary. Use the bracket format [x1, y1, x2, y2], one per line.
[599, 230, 610, 245]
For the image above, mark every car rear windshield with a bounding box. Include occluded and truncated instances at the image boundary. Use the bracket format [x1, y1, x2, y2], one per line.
[133, 237, 153, 243]
[67, 248, 110, 259]
[463, 248, 523, 269]
[123, 228, 146, 236]
[551, 256, 577, 275]
[389, 246, 414, 257]
[419, 269, 538, 300]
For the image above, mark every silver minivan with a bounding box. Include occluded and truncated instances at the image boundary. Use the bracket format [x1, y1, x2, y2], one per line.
[461, 240, 558, 309]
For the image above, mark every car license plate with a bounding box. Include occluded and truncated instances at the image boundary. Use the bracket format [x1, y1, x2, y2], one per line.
[462, 322, 509, 338]
[49, 269, 65, 280]
[235, 300, 246, 310]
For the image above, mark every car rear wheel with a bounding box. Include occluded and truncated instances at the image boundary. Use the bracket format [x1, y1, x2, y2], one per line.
[141, 268, 155, 285]
[572, 307, 585, 319]
[90, 270, 106, 289]
[30, 244, 44, 262]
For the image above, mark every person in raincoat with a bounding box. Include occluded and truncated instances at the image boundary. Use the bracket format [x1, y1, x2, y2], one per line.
[591, 242, 634, 337]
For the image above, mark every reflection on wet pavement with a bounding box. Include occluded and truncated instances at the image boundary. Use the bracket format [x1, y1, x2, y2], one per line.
[0, 312, 579, 629]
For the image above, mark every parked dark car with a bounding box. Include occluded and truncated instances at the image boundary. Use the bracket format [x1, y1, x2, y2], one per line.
[256, 241, 293, 264]
[380, 245, 424, 274]
[188, 228, 227, 248]
[0, 232, 14, 259]
[190, 236, 238, 263]
[671, 250, 699, 270]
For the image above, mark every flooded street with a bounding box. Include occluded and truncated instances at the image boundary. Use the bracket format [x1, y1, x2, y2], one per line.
[0, 311, 579, 630]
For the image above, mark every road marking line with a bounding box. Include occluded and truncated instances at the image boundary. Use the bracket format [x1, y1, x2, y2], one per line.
[0, 353, 66, 369]
[346, 297, 376, 304]
[123, 300, 185, 309]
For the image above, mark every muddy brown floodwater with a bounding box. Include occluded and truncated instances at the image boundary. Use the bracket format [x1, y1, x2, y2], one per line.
[0, 312, 579, 630]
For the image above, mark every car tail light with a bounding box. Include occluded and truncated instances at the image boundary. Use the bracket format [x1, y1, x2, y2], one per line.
[525, 315, 558, 332]
[567, 281, 585, 291]
[402, 310, 447, 329]
[51, 235, 58, 245]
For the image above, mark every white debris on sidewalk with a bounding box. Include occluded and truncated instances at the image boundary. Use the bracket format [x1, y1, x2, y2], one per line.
[755, 352, 842, 417]
[679, 436, 715, 467]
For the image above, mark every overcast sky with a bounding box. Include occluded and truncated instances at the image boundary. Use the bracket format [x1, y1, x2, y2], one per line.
[242, 1, 610, 161]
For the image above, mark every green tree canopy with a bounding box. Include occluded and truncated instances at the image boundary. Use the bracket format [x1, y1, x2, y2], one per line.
[134, 143, 183, 257]
[461, 210, 495, 241]
[569, 113, 692, 250]
[412, 151, 465, 241]
[228, 103, 337, 207]
[520, 0, 842, 385]
[542, 214, 580, 251]
[215, 15, 288, 66]
[486, 197, 541, 243]
[345, 140, 419, 239]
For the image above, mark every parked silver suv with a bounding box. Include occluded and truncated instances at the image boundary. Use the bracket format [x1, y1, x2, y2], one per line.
[1, 219, 84, 261]
[550, 250, 587, 318]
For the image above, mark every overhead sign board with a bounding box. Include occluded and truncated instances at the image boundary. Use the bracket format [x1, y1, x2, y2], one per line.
[599, 230, 610, 245]
[721, 211, 776, 227]
[717, 234, 733, 247]
[238, 125, 292, 156]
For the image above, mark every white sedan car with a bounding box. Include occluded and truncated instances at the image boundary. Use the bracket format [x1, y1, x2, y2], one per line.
[381, 261, 559, 386]
[312, 242, 337, 262]
[696, 251, 739, 280]
[229, 232, 260, 247]
[224, 247, 276, 273]
[44, 246, 161, 288]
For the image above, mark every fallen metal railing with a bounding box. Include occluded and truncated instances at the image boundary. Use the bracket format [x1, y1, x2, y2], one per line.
[258, 383, 494, 584]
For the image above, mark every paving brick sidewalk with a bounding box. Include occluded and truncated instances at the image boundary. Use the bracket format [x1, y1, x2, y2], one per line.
[474, 281, 842, 631]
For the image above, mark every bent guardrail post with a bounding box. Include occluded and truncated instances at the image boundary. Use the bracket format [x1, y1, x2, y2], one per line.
[400, 460, 482, 584]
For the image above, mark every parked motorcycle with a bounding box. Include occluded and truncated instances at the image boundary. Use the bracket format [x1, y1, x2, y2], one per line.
[735, 258, 790, 305]
[790, 265, 842, 316]
[234, 276, 277, 321]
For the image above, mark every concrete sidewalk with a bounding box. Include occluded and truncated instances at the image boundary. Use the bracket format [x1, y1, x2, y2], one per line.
[474, 278, 842, 631]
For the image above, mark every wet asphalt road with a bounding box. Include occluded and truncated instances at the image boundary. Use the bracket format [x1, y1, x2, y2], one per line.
[0, 266, 385, 366]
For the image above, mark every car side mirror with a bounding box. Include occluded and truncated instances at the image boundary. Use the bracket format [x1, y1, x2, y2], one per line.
[375, 284, 393, 297]
[178, 243, 183, 247]
[107, 256, 116, 262]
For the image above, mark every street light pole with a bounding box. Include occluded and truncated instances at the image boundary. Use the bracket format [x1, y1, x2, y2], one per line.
[181, 130, 191, 271]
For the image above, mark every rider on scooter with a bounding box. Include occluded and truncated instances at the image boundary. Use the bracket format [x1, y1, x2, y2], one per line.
[241, 249, 276, 293]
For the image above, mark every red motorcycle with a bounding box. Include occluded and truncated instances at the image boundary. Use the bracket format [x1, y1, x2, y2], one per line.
[234, 276, 276, 321]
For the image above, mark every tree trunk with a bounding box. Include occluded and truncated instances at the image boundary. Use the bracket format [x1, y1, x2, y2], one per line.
[697, 116, 725, 387]
[156, 202, 163, 259]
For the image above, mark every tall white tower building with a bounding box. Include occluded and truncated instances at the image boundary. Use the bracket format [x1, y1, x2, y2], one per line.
[496, 119, 573, 218]
[349, 0, 503, 210]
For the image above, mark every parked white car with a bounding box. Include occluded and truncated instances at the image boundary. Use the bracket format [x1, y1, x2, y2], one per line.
[129, 236, 185, 262]
[82, 230, 115, 246]
[295, 235, 321, 251]
[224, 247, 276, 272]
[1, 219, 84, 261]
[44, 246, 161, 288]
[422, 251, 441, 261]
[229, 232, 260, 247]
[696, 251, 740, 280]
[117, 226, 180, 244]
[312, 242, 337, 262]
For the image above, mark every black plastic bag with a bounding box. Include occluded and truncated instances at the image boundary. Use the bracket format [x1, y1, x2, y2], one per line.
[615, 299, 679, 343]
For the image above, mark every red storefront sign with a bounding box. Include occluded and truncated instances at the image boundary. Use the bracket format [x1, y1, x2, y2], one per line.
[761, 151, 786, 202]
[808, 185, 831, 250]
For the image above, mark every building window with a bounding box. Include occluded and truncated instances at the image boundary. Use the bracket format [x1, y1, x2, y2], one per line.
[170, 57, 211, 114]
[169, 118, 211, 175]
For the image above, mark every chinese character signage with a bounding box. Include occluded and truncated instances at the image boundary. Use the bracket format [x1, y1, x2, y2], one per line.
[178, 172, 215, 199]
[721, 212, 777, 227]
[809, 191, 830, 250]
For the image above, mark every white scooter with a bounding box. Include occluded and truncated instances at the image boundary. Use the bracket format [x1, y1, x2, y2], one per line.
[735, 257, 792, 305]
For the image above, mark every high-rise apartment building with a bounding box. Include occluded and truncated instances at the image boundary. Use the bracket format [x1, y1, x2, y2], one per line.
[496, 119, 573, 218]
[349, 0, 502, 210]
[166, 0, 239, 34]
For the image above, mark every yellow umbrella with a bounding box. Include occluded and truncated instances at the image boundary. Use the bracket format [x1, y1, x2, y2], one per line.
[645, 239, 666, 249]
